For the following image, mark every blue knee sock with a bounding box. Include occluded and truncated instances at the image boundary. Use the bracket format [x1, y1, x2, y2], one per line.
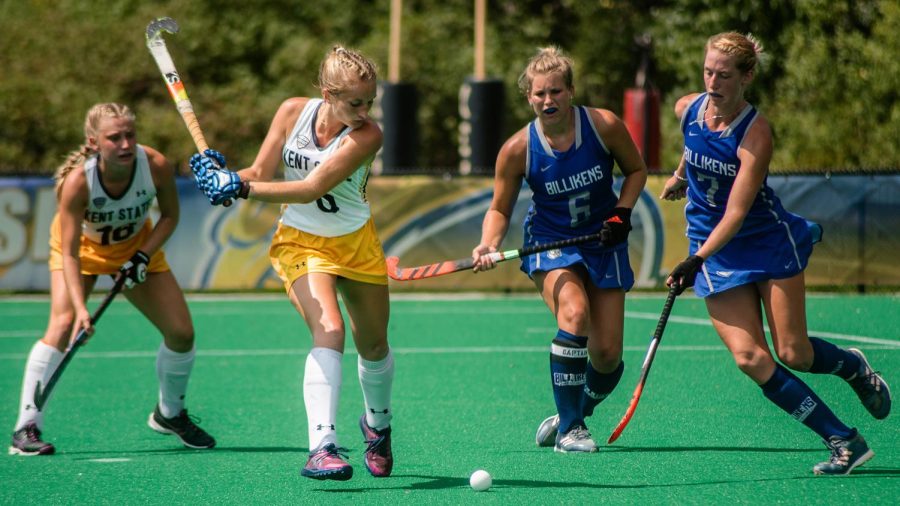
[550, 330, 588, 433]
[583, 360, 624, 417]
[760, 364, 854, 440]
[808, 337, 861, 379]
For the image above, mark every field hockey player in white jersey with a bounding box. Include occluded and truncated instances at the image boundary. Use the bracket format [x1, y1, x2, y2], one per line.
[189, 46, 393, 481]
[661, 32, 890, 475]
[9, 103, 215, 456]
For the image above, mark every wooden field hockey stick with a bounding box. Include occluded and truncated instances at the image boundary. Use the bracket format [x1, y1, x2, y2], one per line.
[386, 232, 603, 281]
[606, 286, 678, 444]
[145, 16, 232, 207]
[33, 273, 128, 411]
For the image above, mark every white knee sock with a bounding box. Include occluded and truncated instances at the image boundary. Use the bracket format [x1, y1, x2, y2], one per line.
[156, 343, 195, 418]
[358, 349, 394, 430]
[304, 347, 343, 450]
[15, 341, 64, 431]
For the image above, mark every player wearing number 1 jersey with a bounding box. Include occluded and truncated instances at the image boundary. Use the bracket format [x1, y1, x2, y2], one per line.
[661, 32, 890, 475]
[9, 103, 215, 457]
[472, 47, 648, 453]
[189, 46, 394, 481]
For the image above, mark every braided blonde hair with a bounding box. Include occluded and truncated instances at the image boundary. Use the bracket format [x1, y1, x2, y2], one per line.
[706, 32, 765, 75]
[54, 103, 135, 198]
[517, 46, 574, 97]
[317, 45, 378, 96]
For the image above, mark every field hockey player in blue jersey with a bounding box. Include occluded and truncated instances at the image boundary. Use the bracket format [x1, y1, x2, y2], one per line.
[661, 32, 891, 475]
[9, 103, 215, 456]
[473, 47, 648, 453]
[189, 46, 393, 481]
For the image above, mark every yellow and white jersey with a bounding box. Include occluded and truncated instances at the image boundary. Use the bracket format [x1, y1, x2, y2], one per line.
[280, 98, 372, 237]
[81, 145, 156, 245]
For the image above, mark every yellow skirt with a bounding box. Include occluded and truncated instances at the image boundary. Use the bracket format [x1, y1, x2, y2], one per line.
[269, 217, 388, 292]
[48, 214, 170, 274]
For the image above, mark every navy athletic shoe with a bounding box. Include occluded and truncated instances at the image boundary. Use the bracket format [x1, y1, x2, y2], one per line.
[535, 414, 559, 447]
[301, 443, 353, 481]
[359, 415, 393, 477]
[813, 432, 874, 475]
[8, 423, 55, 456]
[847, 348, 891, 419]
[148, 406, 216, 449]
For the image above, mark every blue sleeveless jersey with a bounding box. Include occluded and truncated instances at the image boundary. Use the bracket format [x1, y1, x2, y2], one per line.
[681, 93, 792, 240]
[679, 94, 820, 297]
[523, 106, 619, 241]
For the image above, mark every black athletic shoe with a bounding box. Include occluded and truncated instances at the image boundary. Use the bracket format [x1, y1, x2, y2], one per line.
[813, 432, 874, 475]
[9, 423, 55, 456]
[147, 406, 216, 449]
[847, 348, 892, 420]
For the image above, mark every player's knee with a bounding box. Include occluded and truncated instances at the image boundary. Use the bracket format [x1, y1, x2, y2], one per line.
[357, 339, 389, 361]
[776, 348, 813, 372]
[588, 342, 622, 370]
[165, 322, 195, 348]
[732, 349, 770, 377]
[556, 304, 589, 332]
[319, 318, 346, 336]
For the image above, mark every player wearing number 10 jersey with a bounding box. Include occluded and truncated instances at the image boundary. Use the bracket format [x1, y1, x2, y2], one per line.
[473, 47, 647, 453]
[10, 103, 215, 457]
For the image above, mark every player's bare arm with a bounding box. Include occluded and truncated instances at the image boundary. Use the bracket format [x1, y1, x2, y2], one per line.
[674, 93, 701, 119]
[142, 147, 179, 256]
[695, 115, 773, 260]
[238, 97, 309, 182]
[248, 118, 382, 204]
[589, 108, 647, 209]
[473, 128, 526, 271]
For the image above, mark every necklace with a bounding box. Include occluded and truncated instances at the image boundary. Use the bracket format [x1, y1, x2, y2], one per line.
[704, 103, 743, 122]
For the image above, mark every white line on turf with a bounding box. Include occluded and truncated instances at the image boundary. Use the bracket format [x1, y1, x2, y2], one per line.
[0, 331, 41, 338]
[1, 343, 898, 361]
[528, 312, 900, 348]
[87, 458, 132, 463]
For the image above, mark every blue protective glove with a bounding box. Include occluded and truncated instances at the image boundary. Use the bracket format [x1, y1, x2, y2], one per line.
[189, 149, 227, 194]
[204, 169, 248, 206]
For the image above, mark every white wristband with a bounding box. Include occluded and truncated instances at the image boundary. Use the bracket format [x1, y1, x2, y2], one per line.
[673, 171, 687, 183]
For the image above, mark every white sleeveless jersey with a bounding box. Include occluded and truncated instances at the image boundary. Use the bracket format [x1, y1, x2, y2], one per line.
[81, 145, 157, 245]
[280, 98, 372, 237]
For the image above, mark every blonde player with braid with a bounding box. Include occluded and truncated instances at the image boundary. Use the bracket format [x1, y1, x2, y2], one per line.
[9, 103, 215, 456]
[662, 32, 890, 475]
[189, 46, 393, 481]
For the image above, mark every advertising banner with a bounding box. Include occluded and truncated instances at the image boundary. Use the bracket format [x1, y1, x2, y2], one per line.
[1, 175, 898, 291]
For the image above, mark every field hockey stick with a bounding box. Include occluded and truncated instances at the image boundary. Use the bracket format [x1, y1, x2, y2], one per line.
[33, 273, 128, 411]
[606, 286, 677, 444]
[145, 16, 232, 207]
[386, 232, 602, 281]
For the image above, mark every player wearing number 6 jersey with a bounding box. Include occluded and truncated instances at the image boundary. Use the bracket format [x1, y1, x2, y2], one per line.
[9, 103, 215, 457]
[472, 47, 648, 453]
[189, 46, 393, 481]
[661, 32, 890, 475]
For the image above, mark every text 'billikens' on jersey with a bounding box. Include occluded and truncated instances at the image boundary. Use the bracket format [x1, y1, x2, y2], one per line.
[544, 164, 605, 196]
